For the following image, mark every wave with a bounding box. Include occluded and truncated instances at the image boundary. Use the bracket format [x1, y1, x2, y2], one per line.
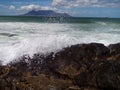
[0, 33, 120, 65]
[0, 21, 120, 65]
[0, 34, 79, 65]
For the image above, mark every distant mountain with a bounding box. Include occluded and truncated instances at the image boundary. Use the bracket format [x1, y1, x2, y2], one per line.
[22, 10, 71, 17]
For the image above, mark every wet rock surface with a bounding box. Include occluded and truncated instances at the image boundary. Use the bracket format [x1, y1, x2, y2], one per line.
[0, 43, 120, 90]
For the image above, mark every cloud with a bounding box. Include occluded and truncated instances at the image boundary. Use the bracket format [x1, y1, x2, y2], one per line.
[9, 5, 16, 10]
[52, 0, 120, 8]
[0, 4, 16, 10]
[19, 4, 40, 11]
[19, 4, 57, 11]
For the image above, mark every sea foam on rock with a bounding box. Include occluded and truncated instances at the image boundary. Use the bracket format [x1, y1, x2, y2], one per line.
[0, 43, 120, 90]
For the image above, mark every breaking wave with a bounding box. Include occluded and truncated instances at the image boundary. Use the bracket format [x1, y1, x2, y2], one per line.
[0, 19, 120, 65]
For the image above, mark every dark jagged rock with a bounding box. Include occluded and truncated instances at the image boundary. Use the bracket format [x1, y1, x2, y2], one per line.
[108, 43, 120, 55]
[0, 43, 120, 90]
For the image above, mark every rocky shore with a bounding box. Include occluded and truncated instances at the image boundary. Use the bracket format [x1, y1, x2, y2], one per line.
[0, 43, 120, 90]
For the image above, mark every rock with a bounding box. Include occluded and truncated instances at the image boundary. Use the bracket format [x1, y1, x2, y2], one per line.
[43, 43, 109, 79]
[75, 60, 120, 89]
[108, 43, 120, 55]
[65, 86, 81, 90]
[0, 43, 120, 90]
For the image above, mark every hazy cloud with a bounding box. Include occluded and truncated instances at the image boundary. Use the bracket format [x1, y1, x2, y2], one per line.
[52, 0, 120, 7]
[19, 4, 40, 11]
[0, 4, 16, 10]
[19, 4, 57, 11]
[9, 5, 16, 10]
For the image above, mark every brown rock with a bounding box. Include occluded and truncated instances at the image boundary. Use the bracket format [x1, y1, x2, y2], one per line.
[0, 43, 120, 90]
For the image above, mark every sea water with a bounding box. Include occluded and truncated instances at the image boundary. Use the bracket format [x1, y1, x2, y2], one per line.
[0, 16, 120, 65]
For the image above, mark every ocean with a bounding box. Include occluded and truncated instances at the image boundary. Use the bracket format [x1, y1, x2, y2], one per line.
[0, 16, 120, 65]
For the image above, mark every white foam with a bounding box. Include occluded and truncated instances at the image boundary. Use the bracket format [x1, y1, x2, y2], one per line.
[0, 34, 79, 65]
[0, 22, 120, 65]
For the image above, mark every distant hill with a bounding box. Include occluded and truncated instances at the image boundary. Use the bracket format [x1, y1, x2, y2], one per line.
[22, 10, 71, 17]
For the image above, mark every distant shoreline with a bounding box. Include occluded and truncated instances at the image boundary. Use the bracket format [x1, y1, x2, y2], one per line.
[0, 15, 120, 19]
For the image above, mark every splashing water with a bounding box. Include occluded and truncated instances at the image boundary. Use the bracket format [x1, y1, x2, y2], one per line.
[0, 17, 120, 65]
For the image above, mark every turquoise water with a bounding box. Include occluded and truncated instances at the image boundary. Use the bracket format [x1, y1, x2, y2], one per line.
[0, 16, 120, 65]
[0, 16, 120, 23]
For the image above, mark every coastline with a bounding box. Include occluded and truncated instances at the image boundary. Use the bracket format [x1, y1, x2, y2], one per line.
[0, 42, 120, 90]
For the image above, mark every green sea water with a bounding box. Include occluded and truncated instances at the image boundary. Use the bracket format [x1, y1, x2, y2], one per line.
[0, 16, 120, 23]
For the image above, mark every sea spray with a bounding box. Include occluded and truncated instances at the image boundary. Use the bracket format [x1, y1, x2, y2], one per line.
[0, 34, 79, 65]
[0, 17, 120, 65]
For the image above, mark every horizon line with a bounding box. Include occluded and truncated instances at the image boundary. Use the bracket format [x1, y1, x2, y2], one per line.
[0, 15, 120, 19]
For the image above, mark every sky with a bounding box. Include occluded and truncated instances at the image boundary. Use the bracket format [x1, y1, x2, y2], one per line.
[0, 0, 120, 17]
